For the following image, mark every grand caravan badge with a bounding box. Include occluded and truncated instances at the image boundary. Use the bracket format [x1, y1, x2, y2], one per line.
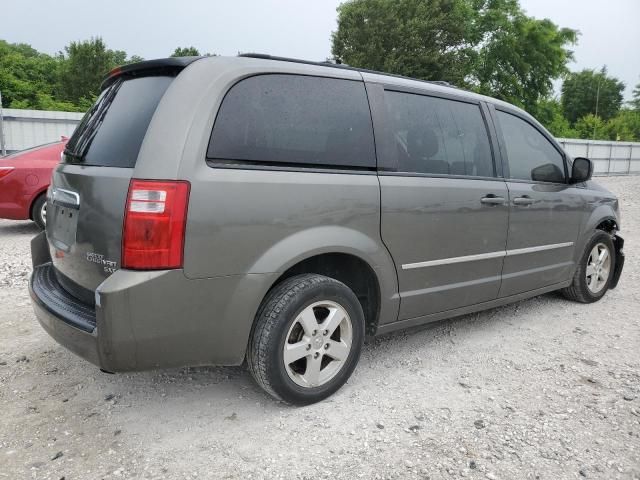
[86, 252, 118, 274]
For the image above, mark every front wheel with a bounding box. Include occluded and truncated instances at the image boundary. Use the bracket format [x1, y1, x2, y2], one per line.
[562, 230, 615, 303]
[247, 274, 365, 405]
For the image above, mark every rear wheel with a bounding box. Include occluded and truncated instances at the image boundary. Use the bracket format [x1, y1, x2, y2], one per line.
[562, 230, 615, 303]
[32, 194, 47, 230]
[247, 274, 365, 405]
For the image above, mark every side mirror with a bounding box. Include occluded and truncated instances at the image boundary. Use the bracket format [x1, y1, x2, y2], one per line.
[570, 157, 593, 183]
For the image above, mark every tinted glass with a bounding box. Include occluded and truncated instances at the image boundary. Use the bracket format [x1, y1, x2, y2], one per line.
[385, 91, 494, 176]
[496, 110, 565, 183]
[65, 76, 173, 167]
[208, 74, 375, 169]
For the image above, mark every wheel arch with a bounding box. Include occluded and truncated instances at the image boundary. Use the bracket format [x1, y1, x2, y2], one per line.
[595, 217, 618, 233]
[574, 204, 619, 264]
[274, 252, 381, 335]
[247, 226, 399, 336]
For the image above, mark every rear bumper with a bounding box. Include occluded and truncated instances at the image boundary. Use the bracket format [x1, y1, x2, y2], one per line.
[29, 268, 101, 367]
[29, 232, 278, 372]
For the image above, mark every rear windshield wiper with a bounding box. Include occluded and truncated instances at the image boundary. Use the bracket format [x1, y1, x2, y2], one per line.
[64, 79, 123, 161]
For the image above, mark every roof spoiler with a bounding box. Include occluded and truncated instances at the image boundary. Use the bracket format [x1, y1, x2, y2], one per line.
[101, 56, 203, 90]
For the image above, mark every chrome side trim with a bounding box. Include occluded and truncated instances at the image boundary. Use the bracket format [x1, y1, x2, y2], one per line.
[402, 250, 505, 270]
[500, 261, 574, 280]
[505, 242, 574, 257]
[401, 242, 574, 270]
[402, 274, 502, 296]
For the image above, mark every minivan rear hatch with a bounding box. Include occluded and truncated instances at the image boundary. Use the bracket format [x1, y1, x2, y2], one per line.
[47, 58, 198, 304]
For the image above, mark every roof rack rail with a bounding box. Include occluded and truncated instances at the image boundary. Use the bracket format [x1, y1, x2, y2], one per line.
[237, 53, 454, 89]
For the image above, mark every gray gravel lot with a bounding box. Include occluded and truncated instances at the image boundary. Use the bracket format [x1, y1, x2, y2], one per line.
[0, 176, 639, 480]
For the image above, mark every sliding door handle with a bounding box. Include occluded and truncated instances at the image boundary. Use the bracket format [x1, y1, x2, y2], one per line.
[513, 196, 534, 206]
[480, 195, 506, 205]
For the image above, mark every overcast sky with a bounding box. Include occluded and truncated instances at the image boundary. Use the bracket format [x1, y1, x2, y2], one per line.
[3, 0, 639, 99]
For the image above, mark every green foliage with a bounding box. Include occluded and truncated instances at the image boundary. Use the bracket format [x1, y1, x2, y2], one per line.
[171, 46, 201, 57]
[331, 0, 577, 115]
[573, 113, 606, 140]
[565, 110, 640, 142]
[561, 68, 625, 124]
[0, 40, 79, 111]
[332, 0, 476, 85]
[630, 81, 640, 111]
[535, 99, 575, 138]
[57, 37, 142, 106]
[604, 110, 640, 141]
[0, 37, 142, 112]
[470, 2, 577, 116]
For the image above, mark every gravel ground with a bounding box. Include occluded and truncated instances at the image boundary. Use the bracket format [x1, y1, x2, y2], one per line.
[1, 176, 639, 480]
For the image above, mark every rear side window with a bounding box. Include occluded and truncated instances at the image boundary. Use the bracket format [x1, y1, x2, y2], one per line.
[65, 76, 173, 168]
[496, 110, 565, 183]
[385, 91, 494, 177]
[207, 74, 376, 169]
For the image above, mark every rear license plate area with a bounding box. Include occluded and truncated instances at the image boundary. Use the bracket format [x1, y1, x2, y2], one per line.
[50, 203, 79, 252]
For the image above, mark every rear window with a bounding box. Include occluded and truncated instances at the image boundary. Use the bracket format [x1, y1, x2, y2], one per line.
[207, 74, 376, 169]
[64, 76, 173, 168]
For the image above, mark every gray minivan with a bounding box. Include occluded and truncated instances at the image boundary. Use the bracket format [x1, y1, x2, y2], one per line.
[29, 54, 624, 404]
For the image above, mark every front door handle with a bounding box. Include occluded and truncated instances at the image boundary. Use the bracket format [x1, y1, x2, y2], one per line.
[480, 195, 506, 205]
[513, 196, 534, 206]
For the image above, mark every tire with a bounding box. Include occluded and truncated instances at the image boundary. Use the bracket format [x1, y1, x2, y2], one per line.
[31, 194, 47, 230]
[562, 230, 615, 303]
[247, 274, 365, 405]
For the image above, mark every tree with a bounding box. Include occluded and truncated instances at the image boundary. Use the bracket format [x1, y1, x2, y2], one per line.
[535, 98, 575, 138]
[0, 40, 77, 111]
[470, 3, 577, 117]
[573, 113, 606, 140]
[605, 110, 640, 141]
[57, 37, 142, 106]
[171, 46, 201, 57]
[331, 0, 577, 115]
[561, 68, 625, 124]
[630, 81, 640, 111]
[332, 0, 476, 85]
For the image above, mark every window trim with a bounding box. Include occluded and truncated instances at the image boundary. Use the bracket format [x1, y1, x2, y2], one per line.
[371, 84, 500, 179]
[205, 158, 377, 175]
[205, 72, 377, 172]
[491, 105, 569, 185]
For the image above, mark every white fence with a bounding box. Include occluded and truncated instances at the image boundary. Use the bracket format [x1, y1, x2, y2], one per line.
[0, 108, 84, 154]
[557, 138, 640, 176]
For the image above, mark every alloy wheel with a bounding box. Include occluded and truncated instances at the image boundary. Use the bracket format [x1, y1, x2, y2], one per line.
[283, 301, 353, 388]
[586, 242, 611, 294]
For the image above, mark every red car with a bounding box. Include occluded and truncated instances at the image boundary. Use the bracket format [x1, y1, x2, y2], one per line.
[0, 138, 67, 229]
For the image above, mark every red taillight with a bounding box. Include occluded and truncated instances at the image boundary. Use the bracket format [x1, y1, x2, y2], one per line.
[0, 167, 14, 180]
[122, 179, 190, 270]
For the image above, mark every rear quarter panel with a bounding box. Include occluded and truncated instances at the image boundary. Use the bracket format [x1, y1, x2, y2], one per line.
[133, 57, 400, 329]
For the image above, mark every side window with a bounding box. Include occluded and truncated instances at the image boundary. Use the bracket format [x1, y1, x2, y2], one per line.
[207, 74, 375, 169]
[384, 91, 494, 177]
[496, 110, 565, 183]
